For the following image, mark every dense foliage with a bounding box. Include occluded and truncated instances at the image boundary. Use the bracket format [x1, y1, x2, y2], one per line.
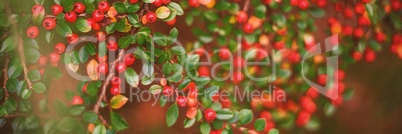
[0, 0, 401, 134]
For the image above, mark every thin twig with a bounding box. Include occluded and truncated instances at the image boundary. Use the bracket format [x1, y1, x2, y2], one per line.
[0, 31, 8, 41]
[242, 0, 251, 12]
[18, 37, 33, 90]
[44, 13, 128, 20]
[2, 53, 9, 100]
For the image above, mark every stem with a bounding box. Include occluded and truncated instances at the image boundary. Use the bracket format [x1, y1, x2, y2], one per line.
[230, 123, 258, 134]
[0, 32, 8, 41]
[2, 53, 9, 100]
[242, 0, 251, 12]
[44, 13, 128, 20]
[93, 50, 125, 114]
[18, 37, 33, 90]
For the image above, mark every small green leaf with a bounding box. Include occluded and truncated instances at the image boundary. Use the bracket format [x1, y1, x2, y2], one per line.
[111, 111, 129, 131]
[57, 117, 77, 132]
[54, 99, 68, 116]
[68, 105, 85, 115]
[183, 118, 195, 128]
[200, 122, 211, 134]
[238, 109, 253, 124]
[118, 36, 132, 48]
[149, 85, 163, 95]
[93, 124, 106, 134]
[254, 118, 266, 131]
[178, 79, 191, 90]
[166, 103, 179, 127]
[76, 18, 91, 33]
[1, 36, 17, 52]
[125, 68, 139, 87]
[83, 112, 98, 123]
[33, 82, 46, 93]
[171, 46, 186, 55]
[113, 2, 126, 13]
[167, 2, 183, 15]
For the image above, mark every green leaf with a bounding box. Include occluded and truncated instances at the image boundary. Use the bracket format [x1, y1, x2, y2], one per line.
[19, 99, 31, 113]
[128, 14, 143, 28]
[149, 85, 162, 95]
[44, 119, 58, 134]
[33, 82, 46, 93]
[6, 78, 18, 93]
[268, 128, 279, 134]
[309, 8, 325, 18]
[61, 0, 74, 12]
[127, 3, 141, 13]
[216, 109, 234, 120]
[142, 0, 155, 3]
[56, 22, 73, 37]
[168, 28, 178, 44]
[238, 109, 253, 124]
[85, 43, 96, 55]
[138, 27, 151, 36]
[68, 105, 86, 115]
[85, 4, 95, 14]
[141, 74, 154, 85]
[93, 124, 106, 134]
[167, 2, 183, 15]
[125, 68, 139, 87]
[111, 111, 129, 131]
[83, 111, 98, 123]
[54, 99, 68, 116]
[21, 89, 32, 99]
[143, 62, 154, 77]
[79, 47, 89, 63]
[162, 62, 172, 76]
[76, 18, 91, 33]
[46, 31, 54, 43]
[171, 46, 186, 55]
[159, 95, 167, 106]
[214, 1, 230, 10]
[205, 86, 219, 98]
[254, 118, 266, 131]
[178, 79, 191, 90]
[200, 122, 211, 134]
[203, 11, 219, 22]
[194, 77, 210, 86]
[166, 103, 179, 127]
[86, 83, 98, 96]
[24, 115, 39, 129]
[57, 117, 77, 132]
[1, 36, 17, 52]
[98, 41, 107, 57]
[184, 118, 195, 128]
[26, 48, 41, 64]
[7, 64, 22, 78]
[118, 36, 132, 48]
[113, 2, 126, 13]
[255, 5, 267, 19]
[154, 32, 167, 46]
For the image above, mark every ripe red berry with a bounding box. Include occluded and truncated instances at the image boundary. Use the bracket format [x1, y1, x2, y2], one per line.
[296, 111, 311, 127]
[306, 87, 319, 99]
[92, 23, 101, 31]
[111, 77, 121, 85]
[27, 26, 39, 39]
[160, 78, 167, 86]
[290, 0, 298, 6]
[232, 71, 244, 84]
[316, 0, 327, 7]
[186, 107, 197, 119]
[97, 54, 107, 62]
[96, 31, 106, 41]
[86, 18, 96, 27]
[233, 56, 245, 68]
[243, 23, 254, 34]
[74, 2, 85, 13]
[107, 40, 118, 51]
[163, 86, 173, 96]
[38, 56, 48, 66]
[32, 5, 44, 14]
[375, 32, 386, 43]
[98, 62, 108, 74]
[72, 96, 84, 105]
[43, 18, 56, 30]
[177, 96, 187, 107]
[124, 54, 135, 65]
[298, 0, 309, 10]
[54, 43, 66, 54]
[300, 96, 316, 113]
[51, 5, 63, 15]
[188, 0, 199, 7]
[67, 33, 79, 44]
[365, 49, 376, 62]
[334, 2, 344, 12]
[110, 85, 121, 95]
[353, 28, 364, 38]
[342, 26, 353, 36]
[262, 0, 272, 4]
[342, 8, 354, 19]
[162, 0, 171, 4]
[352, 51, 362, 61]
[166, 17, 176, 26]
[204, 109, 216, 122]
[317, 74, 327, 85]
[236, 11, 248, 24]
[98, 1, 110, 12]
[362, 0, 371, 3]
[49, 52, 60, 63]
[153, 0, 162, 7]
[92, 10, 104, 22]
[354, 3, 365, 14]
[146, 12, 157, 23]
[260, 111, 272, 121]
[187, 97, 197, 107]
[129, 0, 139, 4]
[65, 11, 77, 23]
[188, 88, 198, 98]
[198, 66, 210, 77]
[116, 62, 127, 73]
[82, 83, 88, 93]
[242, 40, 252, 50]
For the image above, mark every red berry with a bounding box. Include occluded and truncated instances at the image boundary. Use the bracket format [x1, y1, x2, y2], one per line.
[342, 8, 354, 19]
[124, 54, 135, 65]
[51, 5, 63, 15]
[260, 111, 272, 121]
[98, 1, 110, 12]
[129, 0, 139, 4]
[306, 87, 319, 99]
[316, 0, 327, 7]
[365, 49, 376, 62]
[334, 2, 344, 12]
[82, 83, 88, 93]
[187, 97, 197, 107]
[116, 62, 127, 73]
[317, 74, 327, 85]
[160, 78, 167, 86]
[38, 56, 48, 66]
[352, 51, 362, 61]
[233, 56, 245, 68]
[298, 0, 309, 10]
[236, 11, 248, 24]
[188, 0, 199, 7]
[198, 66, 209, 77]
[49, 52, 60, 63]
[67, 33, 79, 44]
[162, 0, 171, 4]
[65, 11, 77, 23]
[39, 68, 45, 75]
[153, 0, 162, 7]
[391, 0, 400, 11]
[296, 111, 311, 127]
[146, 12, 157, 23]
[96, 31, 106, 41]
[242, 40, 252, 50]
[107, 40, 118, 51]
[232, 71, 244, 84]
[288, 51, 301, 64]
[243, 23, 254, 34]
[163, 86, 173, 96]
[186, 107, 197, 119]
[111, 77, 121, 86]
[92, 10, 104, 22]
[86, 18, 96, 27]
[354, 3, 365, 14]
[261, 0, 272, 4]
[92, 23, 101, 31]
[54, 43, 66, 54]
[290, 0, 298, 6]
[219, 47, 230, 60]
[300, 96, 316, 113]
[72, 96, 84, 105]
[27, 26, 39, 39]
[98, 62, 108, 74]
[264, 121, 276, 133]
[188, 88, 198, 98]
[43, 18, 56, 30]
[74, 2, 85, 13]
[362, 0, 371, 3]
[342, 26, 353, 36]
[32, 5, 44, 14]
[97, 54, 107, 62]
[110, 85, 121, 95]
[177, 96, 187, 107]
[353, 28, 364, 38]
[204, 109, 216, 122]
[166, 17, 176, 25]
[375, 32, 386, 43]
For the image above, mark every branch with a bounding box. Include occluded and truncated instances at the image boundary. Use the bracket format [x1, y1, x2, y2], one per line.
[0, 31, 8, 41]
[242, 0, 251, 12]
[2, 53, 9, 100]
[44, 13, 128, 20]
[93, 50, 125, 113]
[18, 37, 33, 90]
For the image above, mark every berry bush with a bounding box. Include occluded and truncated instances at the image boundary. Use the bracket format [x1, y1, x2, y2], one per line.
[0, 0, 401, 134]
